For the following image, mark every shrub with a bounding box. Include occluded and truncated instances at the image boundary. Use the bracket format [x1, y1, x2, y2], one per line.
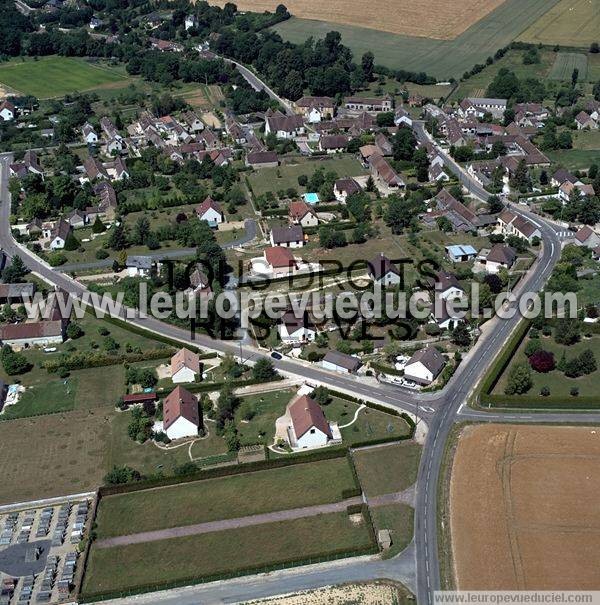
[504, 363, 532, 395]
[1, 345, 31, 375]
[540, 386, 550, 397]
[251, 358, 277, 381]
[48, 252, 67, 267]
[528, 350, 555, 373]
[95, 249, 109, 260]
[570, 386, 579, 397]
[524, 339, 542, 357]
[66, 323, 84, 340]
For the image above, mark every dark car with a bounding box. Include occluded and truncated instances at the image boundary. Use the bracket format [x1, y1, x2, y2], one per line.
[270, 352, 282, 360]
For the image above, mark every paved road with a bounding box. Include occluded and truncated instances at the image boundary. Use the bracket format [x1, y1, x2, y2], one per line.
[57, 219, 258, 273]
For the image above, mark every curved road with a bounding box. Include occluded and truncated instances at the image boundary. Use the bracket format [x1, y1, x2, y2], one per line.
[0, 127, 580, 605]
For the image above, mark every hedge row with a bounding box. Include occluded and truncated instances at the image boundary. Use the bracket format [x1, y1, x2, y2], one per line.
[370, 362, 404, 376]
[154, 375, 283, 396]
[44, 348, 174, 372]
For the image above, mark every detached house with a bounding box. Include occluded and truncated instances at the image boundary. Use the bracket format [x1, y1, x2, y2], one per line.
[479, 244, 516, 273]
[264, 112, 305, 139]
[574, 226, 600, 249]
[404, 346, 446, 386]
[171, 348, 201, 383]
[575, 111, 598, 130]
[368, 253, 402, 287]
[322, 351, 362, 374]
[264, 246, 297, 278]
[82, 123, 98, 144]
[0, 100, 15, 122]
[49, 219, 71, 250]
[278, 311, 316, 344]
[368, 153, 405, 191]
[285, 395, 333, 449]
[497, 210, 541, 244]
[289, 201, 318, 227]
[430, 271, 465, 301]
[196, 197, 225, 227]
[270, 225, 305, 248]
[295, 96, 335, 123]
[333, 178, 361, 203]
[163, 386, 202, 440]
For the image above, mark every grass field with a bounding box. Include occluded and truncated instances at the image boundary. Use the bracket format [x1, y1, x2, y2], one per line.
[353, 441, 422, 497]
[450, 424, 600, 589]
[0, 56, 131, 99]
[371, 504, 414, 558]
[94, 457, 357, 538]
[247, 155, 366, 197]
[83, 511, 373, 596]
[494, 335, 600, 398]
[519, 0, 600, 47]
[273, 0, 562, 78]
[549, 52, 588, 80]
[546, 130, 600, 171]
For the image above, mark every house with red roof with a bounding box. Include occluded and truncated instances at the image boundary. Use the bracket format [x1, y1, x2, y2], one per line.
[162, 386, 202, 440]
[264, 246, 297, 278]
[171, 348, 201, 384]
[285, 395, 333, 449]
[196, 196, 225, 227]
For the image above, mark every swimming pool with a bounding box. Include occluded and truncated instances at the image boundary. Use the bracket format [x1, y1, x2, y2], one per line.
[303, 192, 320, 204]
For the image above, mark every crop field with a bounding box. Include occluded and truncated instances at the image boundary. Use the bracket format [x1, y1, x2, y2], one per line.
[450, 424, 600, 589]
[272, 0, 562, 78]
[549, 52, 588, 80]
[220, 0, 505, 39]
[519, 0, 600, 47]
[0, 56, 131, 99]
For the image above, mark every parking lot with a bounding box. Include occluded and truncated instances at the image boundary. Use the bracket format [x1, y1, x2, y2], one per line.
[0, 498, 91, 604]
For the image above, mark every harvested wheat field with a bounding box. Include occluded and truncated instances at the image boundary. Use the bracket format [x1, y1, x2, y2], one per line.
[450, 424, 600, 590]
[210, 0, 506, 40]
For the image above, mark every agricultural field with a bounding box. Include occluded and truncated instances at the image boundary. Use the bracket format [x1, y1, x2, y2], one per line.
[549, 52, 588, 80]
[450, 424, 600, 589]
[83, 512, 374, 596]
[272, 0, 562, 78]
[519, 0, 600, 47]
[546, 130, 600, 171]
[0, 56, 131, 99]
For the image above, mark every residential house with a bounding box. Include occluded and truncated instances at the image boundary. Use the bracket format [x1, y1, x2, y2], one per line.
[333, 178, 362, 203]
[278, 311, 316, 344]
[189, 264, 212, 297]
[423, 189, 480, 233]
[344, 96, 392, 113]
[126, 255, 155, 277]
[479, 244, 517, 273]
[458, 97, 507, 120]
[322, 351, 362, 374]
[198, 129, 219, 150]
[445, 245, 477, 263]
[429, 163, 449, 183]
[181, 111, 204, 133]
[574, 226, 600, 249]
[171, 348, 201, 383]
[264, 112, 305, 139]
[66, 209, 87, 228]
[270, 225, 305, 248]
[394, 108, 413, 127]
[0, 320, 65, 347]
[559, 181, 595, 203]
[368, 153, 405, 191]
[82, 123, 98, 144]
[285, 395, 333, 449]
[184, 14, 198, 30]
[497, 210, 541, 244]
[162, 386, 202, 440]
[551, 169, 579, 188]
[246, 150, 278, 169]
[575, 111, 598, 130]
[289, 201, 318, 228]
[10, 150, 44, 179]
[319, 134, 348, 153]
[93, 182, 118, 221]
[49, 219, 71, 250]
[374, 133, 393, 157]
[431, 271, 465, 301]
[403, 346, 446, 385]
[149, 38, 184, 53]
[368, 253, 402, 287]
[264, 246, 297, 278]
[0, 100, 15, 122]
[295, 96, 335, 123]
[196, 197, 225, 227]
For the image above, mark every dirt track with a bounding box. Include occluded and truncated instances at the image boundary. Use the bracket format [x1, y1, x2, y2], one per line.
[450, 424, 600, 589]
[210, 0, 505, 40]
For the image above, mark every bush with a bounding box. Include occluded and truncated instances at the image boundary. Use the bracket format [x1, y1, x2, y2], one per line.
[524, 339, 542, 357]
[66, 323, 84, 340]
[540, 386, 550, 397]
[1, 345, 31, 376]
[570, 387, 579, 397]
[251, 358, 277, 382]
[95, 249, 110, 260]
[528, 350, 555, 373]
[48, 252, 67, 267]
[504, 363, 532, 395]
[104, 465, 142, 485]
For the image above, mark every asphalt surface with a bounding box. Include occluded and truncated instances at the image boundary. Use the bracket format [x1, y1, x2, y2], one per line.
[0, 127, 582, 605]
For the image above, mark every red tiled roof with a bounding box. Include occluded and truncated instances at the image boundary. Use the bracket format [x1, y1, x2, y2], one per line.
[163, 386, 199, 431]
[170, 347, 200, 376]
[289, 395, 331, 440]
[264, 246, 296, 269]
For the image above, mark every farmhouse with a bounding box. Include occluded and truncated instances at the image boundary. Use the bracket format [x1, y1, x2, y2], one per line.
[0, 319, 65, 347]
[162, 386, 202, 441]
[289, 201, 318, 227]
[319, 134, 348, 153]
[333, 178, 361, 203]
[368, 153, 405, 191]
[270, 225, 305, 248]
[171, 348, 201, 384]
[264, 112, 305, 139]
[404, 346, 446, 385]
[284, 395, 334, 450]
[344, 96, 392, 113]
[368, 253, 402, 287]
[458, 97, 507, 120]
[322, 351, 362, 374]
[196, 197, 225, 227]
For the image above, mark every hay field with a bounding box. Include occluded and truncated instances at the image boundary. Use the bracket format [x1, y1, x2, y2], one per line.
[519, 0, 600, 47]
[549, 52, 589, 80]
[216, 0, 506, 40]
[272, 0, 562, 78]
[450, 424, 600, 589]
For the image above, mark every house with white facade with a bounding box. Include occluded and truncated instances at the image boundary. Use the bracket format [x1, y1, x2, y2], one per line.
[49, 219, 71, 250]
[82, 123, 98, 144]
[322, 351, 362, 374]
[478, 244, 517, 274]
[196, 197, 225, 227]
[333, 178, 361, 203]
[368, 253, 401, 287]
[171, 348, 201, 383]
[125, 255, 155, 277]
[270, 225, 304, 248]
[162, 386, 202, 440]
[431, 271, 465, 301]
[0, 100, 15, 122]
[284, 395, 334, 449]
[404, 346, 446, 385]
[278, 311, 316, 344]
[288, 201, 318, 228]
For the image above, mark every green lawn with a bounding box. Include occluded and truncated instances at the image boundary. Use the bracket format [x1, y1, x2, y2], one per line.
[353, 441, 422, 497]
[94, 457, 357, 538]
[0, 56, 131, 99]
[83, 512, 374, 597]
[546, 149, 600, 171]
[494, 335, 600, 398]
[0, 378, 76, 420]
[247, 155, 366, 197]
[370, 504, 414, 559]
[235, 389, 294, 446]
[273, 0, 562, 78]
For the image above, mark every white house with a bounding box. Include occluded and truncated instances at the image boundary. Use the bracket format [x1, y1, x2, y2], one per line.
[333, 178, 362, 203]
[49, 219, 71, 250]
[286, 395, 333, 449]
[264, 112, 305, 139]
[322, 351, 362, 374]
[394, 108, 413, 127]
[432, 271, 465, 301]
[574, 226, 600, 249]
[368, 253, 402, 287]
[162, 386, 201, 440]
[497, 210, 541, 244]
[196, 197, 225, 227]
[278, 311, 316, 344]
[0, 100, 15, 122]
[82, 123, 98, 144]
[171, 348, 200, 383]
[478, 244, 516, 274]
[403, 346, 446, 385]
[288, 201, 318, 228]
[126, 255, 154, 277]
[264, 247, 297, 278]
[184, 14, 198, 30]
[270, 225, 304, 248]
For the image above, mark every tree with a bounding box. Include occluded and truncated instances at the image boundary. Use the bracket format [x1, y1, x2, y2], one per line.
[1, 345, 31, 375]
[361, 51, 374, 81]
[108, 223, 129, 250]
[63, 231, 80, 252]
[216, 385, 240, 432]
[311, 386, 331, 406]
[451, 321, 471, 346]
[104, 466, 141, 485]
[252, 358, 277, 381]
[385, 194, 420, 234]
[571, 68, 579, 88]
[66, 323, 83, 339]
[92, 216, 106, 234]
[554, 318, 581, 345]
[529, 350, 555, 373]
[504, 363, 532, 395]
[487, 195, 504, 214]
[2, 255, 28, 283]
[590, 42, 599, 54]
[392, 127, 416, 161]
[524, 339, 542, 357]
[223, 421, 241, 452]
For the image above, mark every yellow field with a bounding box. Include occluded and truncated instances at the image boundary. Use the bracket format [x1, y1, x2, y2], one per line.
[211, 0, 507, 40]
[519, 0, 600, 47]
